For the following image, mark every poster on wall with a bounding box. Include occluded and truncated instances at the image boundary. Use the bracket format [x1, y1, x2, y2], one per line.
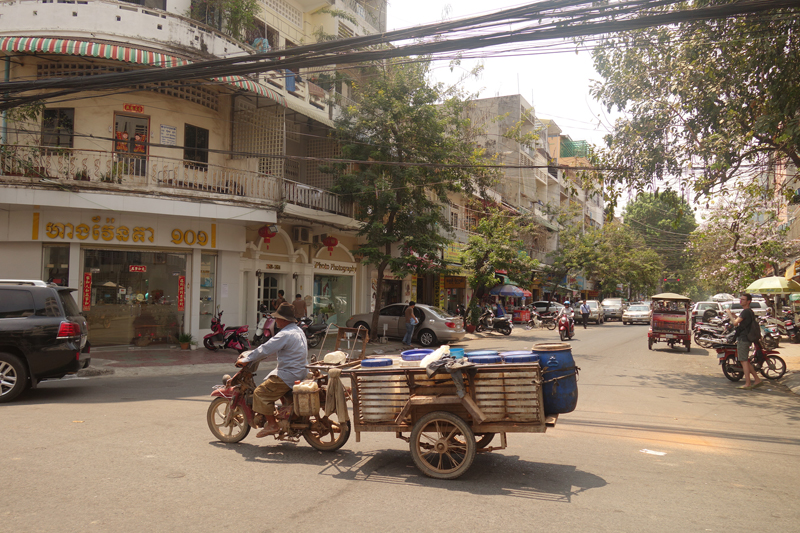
[177, 276, 185, 312]
[82, 272, 92, 311]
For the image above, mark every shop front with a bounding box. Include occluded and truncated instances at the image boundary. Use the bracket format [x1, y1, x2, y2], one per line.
[313, 259, 356, 326]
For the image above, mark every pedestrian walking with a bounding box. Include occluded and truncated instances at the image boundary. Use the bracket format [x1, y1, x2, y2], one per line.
[580, 300, 591, 329]
[292, 293, 307, 319]
[402, 301, 418, 346]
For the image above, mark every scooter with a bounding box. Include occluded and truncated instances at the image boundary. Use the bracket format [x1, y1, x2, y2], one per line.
[558, 313, 575, 341]
[252, 303, 278, 346]
[206, 358, 350, 450]
[299, 317, 327, 348]
[203, 308, 251, 353]
[714, 334, 787, 381]
[759, 318, 781, 350]
[475, 309, 512, 335]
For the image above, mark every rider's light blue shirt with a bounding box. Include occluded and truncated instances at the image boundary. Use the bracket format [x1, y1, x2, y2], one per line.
[240, 323, 308, 388]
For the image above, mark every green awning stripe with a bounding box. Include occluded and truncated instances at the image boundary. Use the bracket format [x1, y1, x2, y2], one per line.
[0, 36, 284, 106]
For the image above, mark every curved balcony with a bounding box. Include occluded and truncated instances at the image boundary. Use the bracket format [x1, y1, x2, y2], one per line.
[0, 145, 353, 217]
[0, 0, 251, 59]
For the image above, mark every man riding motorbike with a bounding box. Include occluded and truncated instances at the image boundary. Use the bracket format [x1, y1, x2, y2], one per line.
[235, 303, 308, 437]
[559, 302, 575, 332]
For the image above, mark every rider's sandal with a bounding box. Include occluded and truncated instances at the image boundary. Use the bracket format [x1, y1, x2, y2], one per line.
[256, 424, 280, 438]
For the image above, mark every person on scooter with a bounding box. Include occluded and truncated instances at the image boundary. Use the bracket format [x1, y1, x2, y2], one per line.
[730, 293, 764, 390]
[559, 302, 575, 333]
[235, 302, 308, 437]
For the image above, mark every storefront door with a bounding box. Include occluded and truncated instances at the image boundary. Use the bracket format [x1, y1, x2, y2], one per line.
[82, 249, 188, 346]
[313, 274, 352, 326]
[114, 113, 149, 177]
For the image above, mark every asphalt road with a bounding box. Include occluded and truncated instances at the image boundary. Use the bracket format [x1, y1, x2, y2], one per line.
[3, 322, 799, 532]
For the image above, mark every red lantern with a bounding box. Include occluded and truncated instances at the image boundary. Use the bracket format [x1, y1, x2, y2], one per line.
[258, 226, 278, 248]
[322, 236, 338, 256]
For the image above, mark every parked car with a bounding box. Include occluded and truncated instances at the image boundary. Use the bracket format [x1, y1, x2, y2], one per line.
[0, 280, 89, 402]
[346, 303, 465, 347]
[601, 298, 626, 321]
[622, 304, 651, 325]
[749, 300, 770, 317]
[720, 300, 744, 317]
[583, 300, 604, 324]
[691, 301, 722, 327]
[530, 301, 565, 315]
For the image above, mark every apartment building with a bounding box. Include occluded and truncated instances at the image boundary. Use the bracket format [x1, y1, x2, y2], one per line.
[0, 0, 386, 346]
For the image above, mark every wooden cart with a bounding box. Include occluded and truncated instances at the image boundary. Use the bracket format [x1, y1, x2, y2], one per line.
[339, 361, 557, 479]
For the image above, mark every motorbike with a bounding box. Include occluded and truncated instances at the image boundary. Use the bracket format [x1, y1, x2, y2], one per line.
[476, 309, 512, 335]
[781, 314, 800, 343]
[206, 358, 350, 450]
[203, 308, 251, 353]
[523, 309, 542, 330]
[759, 318, 781, 350]
[252, 303, 278, 346]
[693, 316, 728, 348]
[558, 313, 575, 341]
[299, 316, 328, 348]
[713, 333, 787, 382]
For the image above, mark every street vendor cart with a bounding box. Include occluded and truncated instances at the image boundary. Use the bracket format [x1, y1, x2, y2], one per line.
[335, 346, 575, 480]
[648, 292, 692, 352]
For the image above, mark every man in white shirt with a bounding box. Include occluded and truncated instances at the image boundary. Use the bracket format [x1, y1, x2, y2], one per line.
[579, 300, 591, 329]
[236, 303, 308, 437]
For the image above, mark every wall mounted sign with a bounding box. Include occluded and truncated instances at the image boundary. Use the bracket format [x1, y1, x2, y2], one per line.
[314, 261, 356, 274]
[129, 265, 147, 273]
[82, 273, 92, 311]
[160, 124, 177, 146]
[178, 276, 186, 312]
[123, 103, 144, 113]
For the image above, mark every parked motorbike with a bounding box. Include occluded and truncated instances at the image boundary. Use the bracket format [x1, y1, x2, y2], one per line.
[759, 318, 781, 350]
[523, 309, 542, 330]
[206, 358, 350, 450]
[203, 308, 251, 353]
[714, 334, 787, 382]
[299, 317, 328, 348]
[782, 314, 800, 343]
[476, 309, 512, 335]
[252, 303, 278, 346]
[694, 316, 728, 348]
[558, 313, 575, 341]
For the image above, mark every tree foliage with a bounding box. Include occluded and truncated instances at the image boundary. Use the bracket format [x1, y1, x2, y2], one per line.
[188, 0, 259, 41]
[591, 2, 800, 202]
[327, 59, 497, 333]
[461, 205, 539, 325]
[622, 191, 697, 284]
[687, 182, 800, 295]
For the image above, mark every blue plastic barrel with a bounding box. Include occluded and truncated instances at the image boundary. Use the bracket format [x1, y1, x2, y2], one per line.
[361, 358, 394, 367]
[532, 343, 578, 415]
[401, 349, 433, 361]
[468, 354, 502, 364]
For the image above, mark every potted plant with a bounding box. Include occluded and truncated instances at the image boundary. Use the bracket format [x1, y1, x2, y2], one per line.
[465, 301, 481, 333]
[177, 332, 194, 350]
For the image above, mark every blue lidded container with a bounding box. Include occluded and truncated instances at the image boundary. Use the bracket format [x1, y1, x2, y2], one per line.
[502, 352, 538, 364]
[401, 349, 433, 361]
[361, 358, 394, 367]
[468, 354, 503, 364]
[465, 350, 499, 357]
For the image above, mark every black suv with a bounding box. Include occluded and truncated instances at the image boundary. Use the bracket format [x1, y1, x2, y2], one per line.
[0, 280, 89, 402]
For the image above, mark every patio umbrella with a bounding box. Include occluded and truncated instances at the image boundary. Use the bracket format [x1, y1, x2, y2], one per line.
[489, 284, 526, 297]
[711, 293, 735, 302]
[744, 276, 800, 295]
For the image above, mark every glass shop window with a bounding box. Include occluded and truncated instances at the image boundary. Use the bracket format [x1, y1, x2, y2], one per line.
[200, 254, 217, 329]
[42, 245, 70, 286]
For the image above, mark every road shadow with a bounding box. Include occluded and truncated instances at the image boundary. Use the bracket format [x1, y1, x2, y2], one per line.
[210, 441, 606, 502]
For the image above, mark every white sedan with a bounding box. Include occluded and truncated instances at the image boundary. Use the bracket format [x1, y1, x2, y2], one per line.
[622, 305, 651, 325]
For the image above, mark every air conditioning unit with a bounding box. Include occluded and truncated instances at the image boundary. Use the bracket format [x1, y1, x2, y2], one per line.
[312, 233, 328, 246]
[292, 226, 311, 243]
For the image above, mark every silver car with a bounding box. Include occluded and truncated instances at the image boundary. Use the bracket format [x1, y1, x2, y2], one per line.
[583, 300, 605, 324]
[346, 303, 465, 347]
[622, 304, 651, 325]
[601, 298, 626, 321]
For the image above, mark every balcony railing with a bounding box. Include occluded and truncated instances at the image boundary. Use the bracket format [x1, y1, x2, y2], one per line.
[0, 145, 352, 217]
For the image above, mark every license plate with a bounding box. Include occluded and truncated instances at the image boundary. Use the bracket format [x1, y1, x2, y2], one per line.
[665, 334, 675, 339]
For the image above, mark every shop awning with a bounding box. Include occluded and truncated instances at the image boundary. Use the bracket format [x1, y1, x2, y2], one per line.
[0, 36, 286, 105]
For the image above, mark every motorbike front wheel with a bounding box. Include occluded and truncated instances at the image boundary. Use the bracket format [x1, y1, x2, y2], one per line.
[203, 337, 218, 351]
[475, 323, 486, 333]
[303, 412, 351, 452]
[759, 355, 787, 380]
[207, 397, 250, 443]
[722, 357, 744, 382]
[559, 329, 566, 341]
[694, 331, 714, 349]
[307, 332, 323, 348]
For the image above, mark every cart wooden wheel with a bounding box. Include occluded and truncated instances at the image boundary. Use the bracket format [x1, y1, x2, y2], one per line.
[410, 411, 476, 480]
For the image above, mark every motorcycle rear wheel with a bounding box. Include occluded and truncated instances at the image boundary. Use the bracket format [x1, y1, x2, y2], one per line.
[500, 325, 512, 336]
[694, 332, 714, 349]
[546, 319, 557, 331]
[207, 397, 250, 443]
[307, 333, 323, 348]
[303, 412, 351, 452]
[759, 355, 787, 380]
[722, 357, 744, 382]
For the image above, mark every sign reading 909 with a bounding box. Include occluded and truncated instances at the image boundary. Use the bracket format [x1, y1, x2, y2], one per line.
[171, 229, 209, 246]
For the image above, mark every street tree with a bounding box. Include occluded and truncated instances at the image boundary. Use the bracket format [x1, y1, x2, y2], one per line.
[622, 191, 697, 291]
[687, 182, 800, 295]
[460, 204, 539, 326]
[327, 59, 497, 335]
[590, 2, 800, 202]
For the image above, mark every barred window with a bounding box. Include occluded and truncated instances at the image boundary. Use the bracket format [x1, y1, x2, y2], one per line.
[42, 108, 75, 148]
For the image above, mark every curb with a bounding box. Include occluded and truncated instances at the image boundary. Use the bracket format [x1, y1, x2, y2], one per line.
[779, 370, 800, 396]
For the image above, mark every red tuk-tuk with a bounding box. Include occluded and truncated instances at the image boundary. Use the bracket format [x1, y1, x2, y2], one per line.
[648, 293, 692, 352]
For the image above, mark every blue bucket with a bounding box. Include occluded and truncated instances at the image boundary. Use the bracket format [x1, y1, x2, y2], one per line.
[401, 349, 433, 361]
[450, 347, 465, 359]
[532, 343, 578, 415]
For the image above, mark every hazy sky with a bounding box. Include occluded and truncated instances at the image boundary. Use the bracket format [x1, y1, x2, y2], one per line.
[387, 0, 616, 148]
